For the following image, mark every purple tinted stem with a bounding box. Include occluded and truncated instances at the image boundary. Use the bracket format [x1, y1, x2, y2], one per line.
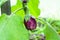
[23, 0, 27, 3]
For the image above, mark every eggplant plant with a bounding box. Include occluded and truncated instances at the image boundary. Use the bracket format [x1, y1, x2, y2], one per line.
[0, 0, 60, 40]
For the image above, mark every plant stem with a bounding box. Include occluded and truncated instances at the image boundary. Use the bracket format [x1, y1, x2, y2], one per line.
[22, 0, 29, 14]
[22, 0, 30, 21]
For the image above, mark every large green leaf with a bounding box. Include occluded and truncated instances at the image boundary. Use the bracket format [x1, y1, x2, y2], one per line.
[11, 0, 25, 18]
[28, 0, 40, 18]
[44, 22, 60, 40]
[0, 14, 29, 40]
[11, 0, 22, 12]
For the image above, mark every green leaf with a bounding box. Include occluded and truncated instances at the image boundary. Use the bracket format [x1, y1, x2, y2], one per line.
[52, 20, 60, 29]
[28, 0, 40, 18]
[11, 0, 25, 18]
[0, 0, 7, 7]
[50, 20, 60, 34]
[0, 14, 29, 40]
[44, 22, 60, 40]
[11, 0, 22, 11]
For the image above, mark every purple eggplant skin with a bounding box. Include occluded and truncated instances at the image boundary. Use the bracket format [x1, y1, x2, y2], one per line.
[24, 16, 37, 30]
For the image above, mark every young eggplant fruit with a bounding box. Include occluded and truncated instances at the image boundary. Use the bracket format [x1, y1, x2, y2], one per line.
[24, 16, 37, 30]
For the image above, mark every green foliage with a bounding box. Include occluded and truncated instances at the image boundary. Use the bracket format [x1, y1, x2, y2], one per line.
[11, 0, 40, 18]
[0, 14, 29, 40]
[28, 0, 40, 18]
[44, 22, 60, 40]
[51, 20, 60, 30]
[36, 18, 60, 40]
[11, 0, 25, 18]
[0, 0, 60, 40]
